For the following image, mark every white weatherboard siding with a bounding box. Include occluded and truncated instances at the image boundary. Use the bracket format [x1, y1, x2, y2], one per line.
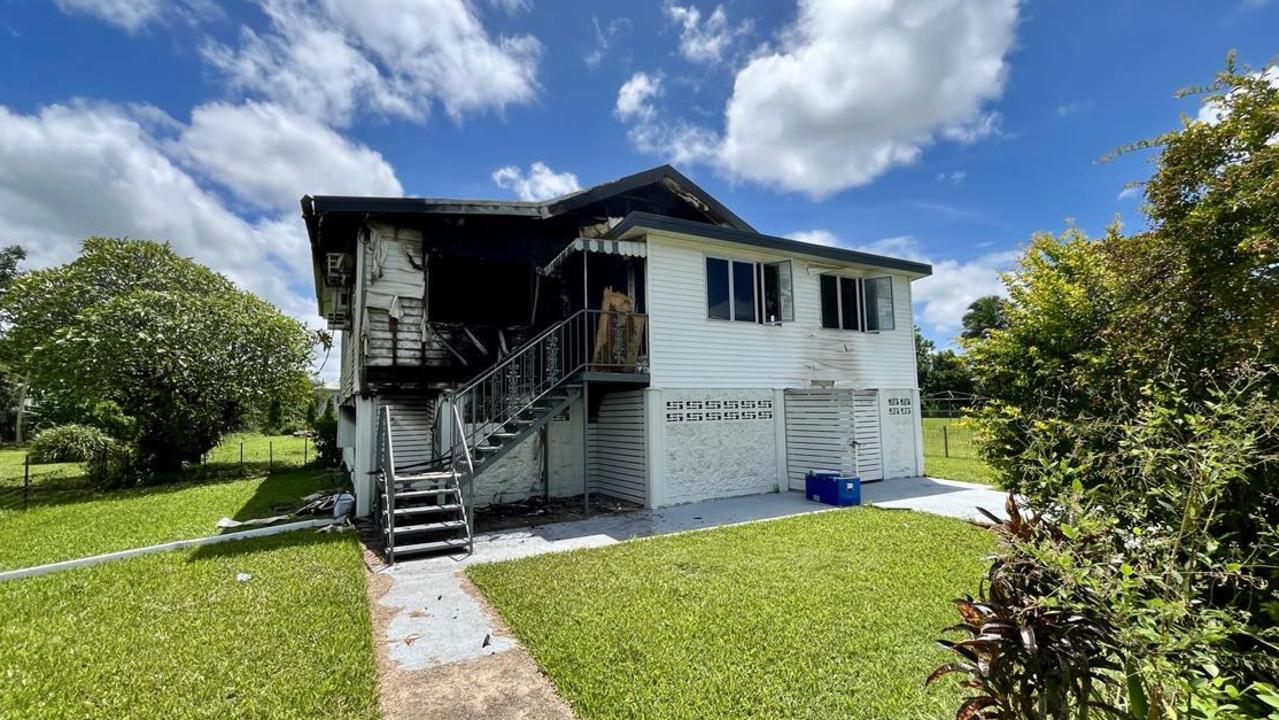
[644, 233, 919, 390]
[362, 223, 426, 368]
[588, 391, 648, 505]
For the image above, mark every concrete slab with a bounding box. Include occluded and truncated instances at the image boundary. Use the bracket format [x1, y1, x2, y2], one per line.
[862, 476, 1007, 523]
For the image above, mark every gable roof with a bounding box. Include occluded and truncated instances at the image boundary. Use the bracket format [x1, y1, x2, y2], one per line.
[605, 212, 933, 277]
[301, 164, 754, 236]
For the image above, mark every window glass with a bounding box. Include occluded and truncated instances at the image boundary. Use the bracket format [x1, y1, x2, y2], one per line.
[732, 260, 757, 323]
[706, 258, 730, 320]
[864, 277, 895, 330]
[762, 260, 794, 323]
[839, 277, 861, 331]
[820, 275, 839, 329]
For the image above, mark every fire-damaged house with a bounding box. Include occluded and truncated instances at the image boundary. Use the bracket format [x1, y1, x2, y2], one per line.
[303, 165, 931, 561]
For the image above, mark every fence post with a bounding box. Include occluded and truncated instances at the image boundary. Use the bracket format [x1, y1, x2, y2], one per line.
[943, 425, 950, 458]
[303, 436, 308, 465]
[23, 455, 30, 511]
[269, 441, 273, 472]
[239, 442, 244, 474]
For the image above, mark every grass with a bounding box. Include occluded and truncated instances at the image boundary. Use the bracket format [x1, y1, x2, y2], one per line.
[468, 508, 995, 720]
[921, 417, 998, 485]
[0, 434, 339, 572]
[0, 531, 379, 720]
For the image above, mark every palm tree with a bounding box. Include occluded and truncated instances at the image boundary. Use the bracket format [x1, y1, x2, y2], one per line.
[961, 295, 1008, 339]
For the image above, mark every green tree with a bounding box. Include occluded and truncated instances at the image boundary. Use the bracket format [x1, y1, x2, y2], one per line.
[959, 294, 1008, 339]
[0, 238, 314, 476]
[962, 59, 1279, 715]
[913, 325, 935, 390]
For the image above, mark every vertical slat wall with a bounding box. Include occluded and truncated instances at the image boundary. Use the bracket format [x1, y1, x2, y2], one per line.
[784, 389, 854, 490]
[784, 388, 884, 488]
[853, 390, 884, 481]
[378, 394, 438, 475]
[587, 390, 648, 504]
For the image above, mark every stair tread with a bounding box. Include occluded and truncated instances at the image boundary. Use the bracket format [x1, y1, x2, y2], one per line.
[392, 538, 470, 556]
[397, 470, 453, 481]
[390, 519, 467, 534]
[386, 502, 462, 514]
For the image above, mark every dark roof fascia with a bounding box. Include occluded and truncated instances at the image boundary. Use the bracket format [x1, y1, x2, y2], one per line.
[605, 212, 933, 277]
[303, 195, 548, 218]
[544, 164, 755, 232]
[300, 165, 754, 231]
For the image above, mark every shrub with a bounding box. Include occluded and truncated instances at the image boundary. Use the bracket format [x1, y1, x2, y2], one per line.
[311, 399, 341, 469]
[29, 424, 115, 463]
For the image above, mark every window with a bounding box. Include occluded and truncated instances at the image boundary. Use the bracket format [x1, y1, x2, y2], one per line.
[707, 258, 730, 320]
[706, 257, 794, 324]
[820, 275, 894, 331]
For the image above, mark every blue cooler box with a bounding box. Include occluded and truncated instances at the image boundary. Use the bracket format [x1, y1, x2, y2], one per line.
[805, 471, 862, 506]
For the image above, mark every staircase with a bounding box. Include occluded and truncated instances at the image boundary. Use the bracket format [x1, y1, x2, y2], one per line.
[375, 308, 646, 562]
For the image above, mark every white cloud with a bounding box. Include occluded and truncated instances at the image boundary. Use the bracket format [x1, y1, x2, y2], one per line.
[178, 101, 402, 210]
[786, 229, 839, 247]
[1196, 67, 1279, 124]
[1117, 185, 1141, 201]
[53, 0, 217, 32]
[487, 0, 531, 14]
[584, 16, 631, 69]
[665, 4, 751, 63]
[913, 251, 1017, 331]
[787, 228, 1016, 333]
[0, 102, 332, 374]
[615, 72, 662, 122]
[491, 162, 580, 201]
[203, 0, 541, 127]
[619, 0, 1019, 197]
[936, 170, 967, 185]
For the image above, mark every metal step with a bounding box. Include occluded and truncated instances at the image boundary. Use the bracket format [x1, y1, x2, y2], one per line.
[392, 487, 460, 501]
[389, 519, 467, 535]
[388, 503, 462, 519]
[391, 538, 470, 557]
[384, 502, 462, 516]
[397, 470, 454, 483]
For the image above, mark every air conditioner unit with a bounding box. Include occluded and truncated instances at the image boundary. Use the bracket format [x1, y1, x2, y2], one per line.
[325, 253, 350, 286]
[325, 286, 352, 330]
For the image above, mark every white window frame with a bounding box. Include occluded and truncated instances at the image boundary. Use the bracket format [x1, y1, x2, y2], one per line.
[705, 255, 794, 324]
[820, 274, 894, 332]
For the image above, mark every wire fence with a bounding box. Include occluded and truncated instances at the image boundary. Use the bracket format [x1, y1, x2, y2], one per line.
[0, 434, 318, 512]
[921, 418, 982, 460]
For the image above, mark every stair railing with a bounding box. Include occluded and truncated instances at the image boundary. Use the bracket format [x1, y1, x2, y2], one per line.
[379, 405, 397, 559]
[439, 309, 648, 465]
[451, 404, 475, 552]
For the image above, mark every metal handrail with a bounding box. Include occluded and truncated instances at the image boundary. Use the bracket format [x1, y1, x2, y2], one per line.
[436, 309, 648, 477]
[380, 406, 396, 559]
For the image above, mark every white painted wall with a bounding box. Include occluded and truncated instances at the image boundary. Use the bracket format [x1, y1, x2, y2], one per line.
[659, 388, 779, 504]
[644, 232, 920, 391]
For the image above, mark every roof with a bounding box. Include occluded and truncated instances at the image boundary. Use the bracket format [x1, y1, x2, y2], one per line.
[604, 212, 933, 277]
[301, 164, 754, 232]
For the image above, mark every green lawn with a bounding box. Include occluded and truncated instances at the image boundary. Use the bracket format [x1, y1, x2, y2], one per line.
[0, 433, 379, 720]
[921, 417, 998, 485]
[468, 508, 994, 720]
[0, 532, 379, 720]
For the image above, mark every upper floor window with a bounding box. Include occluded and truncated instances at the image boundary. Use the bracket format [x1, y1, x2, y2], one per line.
[820, 275, 895, 331]
[706, 257, 794, 324]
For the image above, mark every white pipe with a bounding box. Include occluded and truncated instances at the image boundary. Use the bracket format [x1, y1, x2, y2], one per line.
[0, 518, 336, 583]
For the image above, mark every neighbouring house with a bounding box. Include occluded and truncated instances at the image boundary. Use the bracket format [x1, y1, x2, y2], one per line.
[303, 165, 931, 560]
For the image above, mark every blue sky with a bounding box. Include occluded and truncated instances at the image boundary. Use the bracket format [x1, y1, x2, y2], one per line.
[1, 0, 1276, 373]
